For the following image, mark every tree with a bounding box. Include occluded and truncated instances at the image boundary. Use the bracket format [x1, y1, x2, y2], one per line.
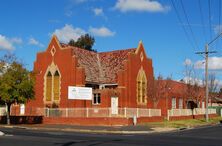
[0, 54, 34, 124]
[147, 75, 172, 108]
[208, 73, 218, 94]
[68, 34, 96, 52]
[183, 63, 203, 108]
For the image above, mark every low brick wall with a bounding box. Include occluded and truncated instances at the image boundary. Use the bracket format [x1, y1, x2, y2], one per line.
[137, 116, 164, 123]
[169, 114, 218, 121]
[43, 116, 164, 126]
[0, 116, 43, 124]
[43, 117, 132, 126]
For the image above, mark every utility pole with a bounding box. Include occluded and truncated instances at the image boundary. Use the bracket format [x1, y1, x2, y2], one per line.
[196, 46, 216, 122]
[196, 32, 222, 122]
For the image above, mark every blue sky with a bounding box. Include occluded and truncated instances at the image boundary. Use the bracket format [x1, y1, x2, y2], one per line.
[0, 0, 222, 85]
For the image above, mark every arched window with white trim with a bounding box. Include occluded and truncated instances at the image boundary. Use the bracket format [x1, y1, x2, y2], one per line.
[46, 72, 52, 101]
[53, 70, 60, 101]
[137, 69, 147, 104]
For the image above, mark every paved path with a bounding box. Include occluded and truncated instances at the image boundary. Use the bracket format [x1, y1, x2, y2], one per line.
[0, 124, 176, 134]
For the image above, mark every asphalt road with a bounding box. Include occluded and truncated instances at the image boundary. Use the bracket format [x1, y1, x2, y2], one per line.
[0, 125, 222, 146]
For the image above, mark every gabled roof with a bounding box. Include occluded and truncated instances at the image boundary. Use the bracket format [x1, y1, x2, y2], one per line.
[61, 44, 136, 84]
[156, 80, 205, 98]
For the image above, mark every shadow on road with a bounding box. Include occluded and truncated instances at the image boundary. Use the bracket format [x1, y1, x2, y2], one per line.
[54, 139, 123, 146]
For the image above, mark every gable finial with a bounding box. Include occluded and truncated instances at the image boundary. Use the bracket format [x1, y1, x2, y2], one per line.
[135, 40, 143, 54]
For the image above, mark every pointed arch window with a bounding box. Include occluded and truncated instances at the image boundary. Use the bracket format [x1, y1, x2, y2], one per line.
[44, 67, 61, 103]
[137, 69, 147, 104]
[46, 72, 52, 101]
[53, 70, 60, 101]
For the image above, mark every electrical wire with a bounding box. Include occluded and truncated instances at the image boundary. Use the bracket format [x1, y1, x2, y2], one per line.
[170, 0, 197, 52]
[198, 0, 207, 43]
[208, 0, 212, 40]
[180, 0, 200, 51]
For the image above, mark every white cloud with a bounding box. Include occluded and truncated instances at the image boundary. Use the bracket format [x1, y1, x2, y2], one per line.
[10, 37, 23, 44]
[73, 0, 87, 3]
[53, 24, 86, 43]
[0, 35, 15, 50]
[28, 37, 44, 48]
[89, 26, 115, 37]
[181, 76, 204, 86]
[195, 57, 222, 70]
[65, 10, 73, 17]
[183, 58, 192, 66]
[214, 25, 222, 34]
[114, 0, 170, 13]
[93, 8, 104, 16]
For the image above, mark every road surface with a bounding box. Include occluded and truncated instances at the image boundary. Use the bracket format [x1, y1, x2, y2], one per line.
[0, 124, 222, 146]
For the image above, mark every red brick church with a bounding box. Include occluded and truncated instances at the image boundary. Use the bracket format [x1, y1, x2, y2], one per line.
[8, 35, 215, 125]
[27, 35, 154, 110]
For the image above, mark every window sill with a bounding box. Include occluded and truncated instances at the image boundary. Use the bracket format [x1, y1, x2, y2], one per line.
[92, 103, 101, 105]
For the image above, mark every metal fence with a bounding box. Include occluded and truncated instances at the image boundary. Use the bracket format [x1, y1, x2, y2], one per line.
[35, 108, 162, 118]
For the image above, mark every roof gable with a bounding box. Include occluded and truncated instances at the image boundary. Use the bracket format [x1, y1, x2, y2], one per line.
[45, 35, 63, 54]
[135, 41, 148, 61]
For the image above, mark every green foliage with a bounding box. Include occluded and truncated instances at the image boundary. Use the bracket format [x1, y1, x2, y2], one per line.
[0, 54, 34, 104]
[68, 34, 96, 52]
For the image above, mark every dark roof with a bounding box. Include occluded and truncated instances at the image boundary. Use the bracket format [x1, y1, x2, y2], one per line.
[61, 45, 136, 84]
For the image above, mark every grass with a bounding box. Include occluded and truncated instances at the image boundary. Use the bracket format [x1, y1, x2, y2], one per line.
[141, 117, 222, 129]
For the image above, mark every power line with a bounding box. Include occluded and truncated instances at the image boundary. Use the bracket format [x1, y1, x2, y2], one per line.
[170, 0, 197, 52]
[180, 0, 200, 51]
[216, 0, 221, 49]
[198, 0, 207, 43]
[208, 0, 212, 40]
[219, 0, 221, 34]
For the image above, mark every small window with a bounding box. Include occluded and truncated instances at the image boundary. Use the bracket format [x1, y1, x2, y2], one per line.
[179, 98, 183, 109]
[202, 101, 205, 109]
[172, 97, 176, 109]
[93, 93, 101, 105]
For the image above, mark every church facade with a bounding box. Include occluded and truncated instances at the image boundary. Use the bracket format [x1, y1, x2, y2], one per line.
[27, 35, 154, 110]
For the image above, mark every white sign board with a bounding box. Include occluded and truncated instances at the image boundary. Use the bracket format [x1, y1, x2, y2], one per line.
[20, 104, 25, 115]
[68, 86, 92, 100]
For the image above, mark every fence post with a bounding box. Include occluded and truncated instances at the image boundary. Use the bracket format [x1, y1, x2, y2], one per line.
[66, 108, 68, 117]
[167, 110, 170, 121]
[109, 108, 111, 117]
[148, 109, 151, 117]
[86, 108, 89, 117]
[136, 108, 139, 117]
[124, 107, 127, 118]
[47, 108, 49, 117]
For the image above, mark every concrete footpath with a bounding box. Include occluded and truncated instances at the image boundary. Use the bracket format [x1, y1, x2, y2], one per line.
[0, 124, 177, 134]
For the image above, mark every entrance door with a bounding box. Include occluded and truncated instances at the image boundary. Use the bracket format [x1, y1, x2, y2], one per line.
[111, 97, 118, 115]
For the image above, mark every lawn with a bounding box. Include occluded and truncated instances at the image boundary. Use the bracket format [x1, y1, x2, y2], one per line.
[141, 117, 222, 129]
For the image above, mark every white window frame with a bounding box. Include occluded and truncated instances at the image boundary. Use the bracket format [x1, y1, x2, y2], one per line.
[172, 97, 176, 109]
[93, 93, 101, 105]
[179, 98, 183, 109]
[202, 101, 205, 109]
